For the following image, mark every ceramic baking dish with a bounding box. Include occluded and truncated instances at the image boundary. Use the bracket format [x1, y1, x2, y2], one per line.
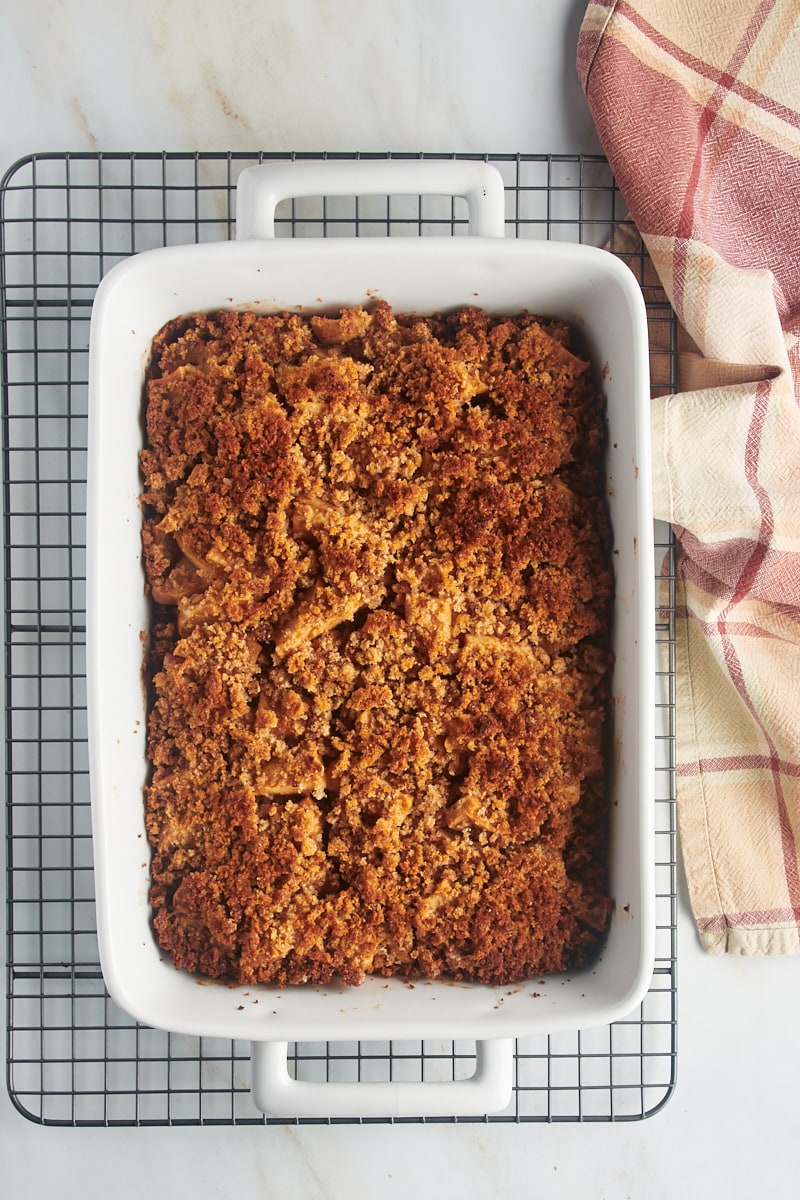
[87, 159, 654, 1118]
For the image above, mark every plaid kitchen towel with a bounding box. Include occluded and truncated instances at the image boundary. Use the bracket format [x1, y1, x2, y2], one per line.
[578, 0, 800, 953]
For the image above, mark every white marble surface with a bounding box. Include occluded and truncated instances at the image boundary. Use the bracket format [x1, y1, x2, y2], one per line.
[2, 2, 799, 1197]
[1, 0, 602, 162]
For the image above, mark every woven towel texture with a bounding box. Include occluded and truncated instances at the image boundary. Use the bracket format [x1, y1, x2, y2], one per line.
[578, 0, 800, 953]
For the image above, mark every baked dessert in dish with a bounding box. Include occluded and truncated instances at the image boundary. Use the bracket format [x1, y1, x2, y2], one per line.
[139, 300, 614, 988]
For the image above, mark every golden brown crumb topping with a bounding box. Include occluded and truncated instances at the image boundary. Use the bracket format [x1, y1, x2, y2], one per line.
[140, 301, 613, 988]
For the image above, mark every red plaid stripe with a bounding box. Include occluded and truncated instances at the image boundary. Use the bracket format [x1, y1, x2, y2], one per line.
[579, 0, 800, 953]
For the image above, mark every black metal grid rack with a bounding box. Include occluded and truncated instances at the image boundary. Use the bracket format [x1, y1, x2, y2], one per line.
[2, 152, 678, 1126]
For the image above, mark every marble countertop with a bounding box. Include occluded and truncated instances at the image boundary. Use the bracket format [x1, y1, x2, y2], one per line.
[2, 3, 798, 1197]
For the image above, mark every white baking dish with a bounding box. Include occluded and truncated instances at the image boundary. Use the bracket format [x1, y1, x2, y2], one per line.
[87, 159, 654, 1118]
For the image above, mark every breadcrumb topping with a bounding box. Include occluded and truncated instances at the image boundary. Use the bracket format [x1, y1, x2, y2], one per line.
[140, 301, 613, 987]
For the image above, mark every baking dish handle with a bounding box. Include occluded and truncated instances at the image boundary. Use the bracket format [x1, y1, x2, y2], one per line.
[250, 1037, 514, 1119]
[235, 158, 507, 241]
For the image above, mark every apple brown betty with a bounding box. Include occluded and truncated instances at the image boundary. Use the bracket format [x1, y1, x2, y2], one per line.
[139, 300, 614, 987]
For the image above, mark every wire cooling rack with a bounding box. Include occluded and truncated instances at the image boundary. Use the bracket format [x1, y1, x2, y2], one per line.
[1, 152, 677, 1126]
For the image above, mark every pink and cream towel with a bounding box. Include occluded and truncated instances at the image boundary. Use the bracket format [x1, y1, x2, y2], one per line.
[578, 0, 800, 953]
